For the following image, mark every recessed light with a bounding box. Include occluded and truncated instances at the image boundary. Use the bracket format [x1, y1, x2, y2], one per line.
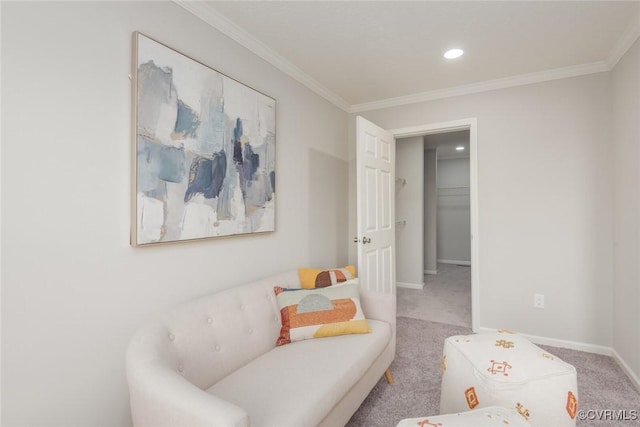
[444, 48, 464, 59]
[456, 146, 465, 151]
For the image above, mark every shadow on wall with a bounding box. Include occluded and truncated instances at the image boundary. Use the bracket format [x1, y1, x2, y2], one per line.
[309, 149, 349, 267]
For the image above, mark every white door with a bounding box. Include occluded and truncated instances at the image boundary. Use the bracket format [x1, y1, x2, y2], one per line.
[356, 116, 396, 294]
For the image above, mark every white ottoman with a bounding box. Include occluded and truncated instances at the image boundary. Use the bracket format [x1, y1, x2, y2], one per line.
[440, 331, 578, 427]
[397, 406, 531, 427]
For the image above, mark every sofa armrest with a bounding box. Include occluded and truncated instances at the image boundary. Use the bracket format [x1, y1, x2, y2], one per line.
[127, 361, 249, 427]
[359, 289, 396, 327]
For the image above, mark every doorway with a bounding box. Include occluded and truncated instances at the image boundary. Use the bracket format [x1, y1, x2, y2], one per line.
[400, 130, 471, 327]
[424, 130, 471, 272]
[390, 119, 479, 332]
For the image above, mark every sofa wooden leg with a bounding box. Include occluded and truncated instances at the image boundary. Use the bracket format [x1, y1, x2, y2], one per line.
[384, 368, 394, 384]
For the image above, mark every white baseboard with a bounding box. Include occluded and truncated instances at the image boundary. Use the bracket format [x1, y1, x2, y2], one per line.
[476, 326, 612, 355]
[612, 349, 640, 393]
[396, 281, 425, 290]
[522, 333, 612, 355]
[438, 259, 471, 266]
[476, 326, 640, 393]
[424, 269, 438, 275]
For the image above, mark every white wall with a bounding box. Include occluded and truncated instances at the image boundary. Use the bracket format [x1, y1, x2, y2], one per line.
[424, 149, 437, 273]
[395, 137, 424, 286]
[438, 157, 470, 187]
[1, 2, 349, 426]
[611, 38, 640, 383]
[437, 157, 471, 263]
[350, 72, 613, 347]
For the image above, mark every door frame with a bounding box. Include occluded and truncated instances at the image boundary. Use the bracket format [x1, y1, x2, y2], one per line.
[389, 118, 479, 332]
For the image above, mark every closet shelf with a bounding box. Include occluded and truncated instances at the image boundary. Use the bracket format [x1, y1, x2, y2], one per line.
[438, 186, 470, 197]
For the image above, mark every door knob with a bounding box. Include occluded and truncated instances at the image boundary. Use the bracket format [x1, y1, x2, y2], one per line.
[354, 236, 371, 244]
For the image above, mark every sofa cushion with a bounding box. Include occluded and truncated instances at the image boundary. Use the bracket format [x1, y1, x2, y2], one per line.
[206, 319, 391, 427]
[298, 265, 356, 288]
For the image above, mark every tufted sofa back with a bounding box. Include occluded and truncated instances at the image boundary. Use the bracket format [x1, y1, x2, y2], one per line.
[126, 270, 300, 391]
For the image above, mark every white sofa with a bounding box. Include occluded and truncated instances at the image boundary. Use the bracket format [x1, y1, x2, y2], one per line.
[126, 270, 396, 427]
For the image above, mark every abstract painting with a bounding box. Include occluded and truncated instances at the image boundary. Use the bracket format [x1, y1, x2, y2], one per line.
[132, 33, 276, 246]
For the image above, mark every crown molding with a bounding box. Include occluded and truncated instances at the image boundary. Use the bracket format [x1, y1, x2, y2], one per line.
[175, 1, 636, 115]
[606, 10, 640, 69]
[173, 0, 352, 112]
[349, 61, 609, 113]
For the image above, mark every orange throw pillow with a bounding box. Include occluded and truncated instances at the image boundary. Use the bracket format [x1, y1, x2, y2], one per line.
[298, 265, 356, 289]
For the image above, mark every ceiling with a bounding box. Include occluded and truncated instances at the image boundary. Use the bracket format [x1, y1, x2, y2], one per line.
[178, 1, 640, 112]
[423, 130, 470, 159]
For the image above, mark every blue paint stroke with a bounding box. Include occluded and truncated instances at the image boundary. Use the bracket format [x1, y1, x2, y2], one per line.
[157, 146, 187, 183]
[243, 143, 259, 182]
[174, 100, 200, 138]
[195, 90, 225, 154]
[137, 135, 187, 191]
[230, 117, 276, 210]
[233, 117, 258, 184]
[137, 61, 176, 136]
[233, 117, 244, 165]
[184, 150, 227, 202]
[270, 170, 276, 193]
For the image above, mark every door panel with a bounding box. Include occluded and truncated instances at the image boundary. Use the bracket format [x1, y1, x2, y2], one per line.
[382, 245, 393, 293]
[365, 166, 378, 232]
[365, 250, 379, 291]
[381, 170, 392, 230]
[356, 116, 396, 294]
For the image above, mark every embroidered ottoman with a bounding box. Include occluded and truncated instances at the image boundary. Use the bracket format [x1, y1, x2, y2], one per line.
[440, 332, 578, 427]
[396, 406, 531, 427]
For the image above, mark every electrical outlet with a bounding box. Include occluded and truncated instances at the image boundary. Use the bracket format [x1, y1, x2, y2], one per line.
[534, 294, 545, 309]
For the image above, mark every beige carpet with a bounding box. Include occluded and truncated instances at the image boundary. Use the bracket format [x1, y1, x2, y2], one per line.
[397, 263, 471, 327]
[347, 317, 640, 427]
